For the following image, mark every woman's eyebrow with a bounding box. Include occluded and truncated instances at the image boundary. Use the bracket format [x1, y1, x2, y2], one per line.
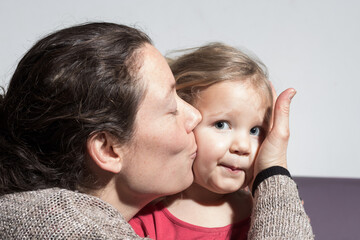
[166, 83, 176, 98]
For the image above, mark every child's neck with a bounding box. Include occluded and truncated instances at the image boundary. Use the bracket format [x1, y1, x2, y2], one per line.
[183, 182, 228, 204]
[164, 182, 252, 228]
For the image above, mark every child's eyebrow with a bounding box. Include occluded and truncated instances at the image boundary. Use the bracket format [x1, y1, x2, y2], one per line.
[205, 111, 232, 118]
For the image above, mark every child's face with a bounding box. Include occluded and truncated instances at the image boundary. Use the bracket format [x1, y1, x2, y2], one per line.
[192, 80, 270, 194]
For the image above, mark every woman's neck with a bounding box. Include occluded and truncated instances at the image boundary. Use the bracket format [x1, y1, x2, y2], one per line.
[89, 179, 154, 221]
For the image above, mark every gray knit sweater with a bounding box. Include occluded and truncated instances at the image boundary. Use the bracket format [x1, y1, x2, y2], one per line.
[0, 175, 314, 239]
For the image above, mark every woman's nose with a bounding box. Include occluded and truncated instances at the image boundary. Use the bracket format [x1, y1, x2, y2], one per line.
[183, 100, 202, 133]
[229, 134, 251, 156]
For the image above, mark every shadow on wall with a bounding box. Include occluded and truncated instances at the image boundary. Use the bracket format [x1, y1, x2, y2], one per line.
[294, 177, 360, 240]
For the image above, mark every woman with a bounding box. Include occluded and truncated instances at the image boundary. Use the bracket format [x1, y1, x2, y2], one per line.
[0, 22, 313, 239]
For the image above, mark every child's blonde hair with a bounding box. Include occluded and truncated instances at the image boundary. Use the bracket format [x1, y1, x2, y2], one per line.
[168, 42, 272, 103]
[169, 42, 273, 125]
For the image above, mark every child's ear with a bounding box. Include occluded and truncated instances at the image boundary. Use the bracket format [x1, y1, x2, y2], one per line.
[87, 132, 123, 174]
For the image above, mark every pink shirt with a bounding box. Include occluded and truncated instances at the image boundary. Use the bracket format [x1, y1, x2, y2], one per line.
[129, 202, 250, 240]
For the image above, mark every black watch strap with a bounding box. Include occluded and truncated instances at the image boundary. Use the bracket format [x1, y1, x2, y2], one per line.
[252, 166, 292, 196]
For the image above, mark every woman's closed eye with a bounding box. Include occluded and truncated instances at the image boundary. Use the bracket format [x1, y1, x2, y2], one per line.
[171, 109, 179, 115]
[214, 121, 230, 130]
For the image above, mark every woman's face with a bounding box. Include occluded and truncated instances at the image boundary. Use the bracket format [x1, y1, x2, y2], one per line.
[119, 44, 201, 198]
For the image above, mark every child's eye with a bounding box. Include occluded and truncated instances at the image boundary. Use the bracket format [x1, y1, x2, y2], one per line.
[250, 127, 261, 136]
[214, 121, 230, 130]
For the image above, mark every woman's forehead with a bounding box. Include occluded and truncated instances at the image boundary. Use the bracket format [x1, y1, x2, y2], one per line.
[136, 44, 176, 109]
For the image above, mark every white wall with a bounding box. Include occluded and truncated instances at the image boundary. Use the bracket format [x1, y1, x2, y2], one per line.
[1, 0, 359, 178]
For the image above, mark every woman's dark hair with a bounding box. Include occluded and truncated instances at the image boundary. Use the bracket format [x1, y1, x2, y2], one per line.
[0, 22, 152, 195]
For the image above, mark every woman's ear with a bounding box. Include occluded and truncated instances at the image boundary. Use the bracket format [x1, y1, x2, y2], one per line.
[87, 132, 123, 174]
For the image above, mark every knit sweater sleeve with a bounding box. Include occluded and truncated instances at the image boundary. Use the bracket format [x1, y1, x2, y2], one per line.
[248, 173, 314, 239]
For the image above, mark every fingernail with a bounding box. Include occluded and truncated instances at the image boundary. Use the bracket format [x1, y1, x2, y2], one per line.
[289, 89, 297, 100]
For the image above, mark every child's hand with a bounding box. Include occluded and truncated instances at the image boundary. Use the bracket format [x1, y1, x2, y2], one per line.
[252, 87, 296, 178]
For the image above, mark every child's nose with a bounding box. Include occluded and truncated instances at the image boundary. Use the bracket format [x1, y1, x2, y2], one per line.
[229, 134, 251, 156]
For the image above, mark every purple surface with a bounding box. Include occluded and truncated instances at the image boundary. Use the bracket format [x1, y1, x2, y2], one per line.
[293, 177, 360, 240]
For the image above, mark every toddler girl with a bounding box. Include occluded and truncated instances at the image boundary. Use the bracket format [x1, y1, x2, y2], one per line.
[129, 42, 273, 240]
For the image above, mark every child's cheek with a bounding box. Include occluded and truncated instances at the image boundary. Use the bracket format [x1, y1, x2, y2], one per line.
[195, 127, 230, 159]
